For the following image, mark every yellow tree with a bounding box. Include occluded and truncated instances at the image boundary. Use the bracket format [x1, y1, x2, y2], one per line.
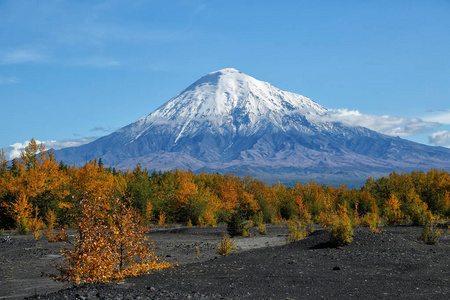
[295, 195, 311, 221]
[197, 187, 221, 227]
[405, 188, 432, 225]
[0, 150, 18, 229]
[218, 180, 239, 213]
[238, 190, 260, 218]
[359, 190, 381, 232]
[384, 194, 403, 225]
[58, 161, 172, 283]
[1, 139, 69, 233]
[172, 170, 198, 213]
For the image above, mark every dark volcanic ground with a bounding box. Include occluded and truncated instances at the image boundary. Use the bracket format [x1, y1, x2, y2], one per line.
[1, 225, 449, 299]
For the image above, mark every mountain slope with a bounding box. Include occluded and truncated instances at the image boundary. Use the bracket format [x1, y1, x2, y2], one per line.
[54, 68, 450, 186]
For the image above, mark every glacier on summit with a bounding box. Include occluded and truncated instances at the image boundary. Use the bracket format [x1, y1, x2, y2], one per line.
[54, 68, 450, 186]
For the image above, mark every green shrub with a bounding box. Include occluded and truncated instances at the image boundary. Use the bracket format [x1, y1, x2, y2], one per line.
[257, 200, 276, 224]
[227, 212, 250, 237]
[18, 216, 30, 235]
[321, 205, 354, 246]
[288, 219, 314, 242]
[288, 220, 306, 242]
[216, 210, 231, 224]
[251, 211, 264, 227]
[420, 222, 443, 245]
[279, 201, 296, 220]
[303, 218, 314, 235]
[329, 220, 353, 246]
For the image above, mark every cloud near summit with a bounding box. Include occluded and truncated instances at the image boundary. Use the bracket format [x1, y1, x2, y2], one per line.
[429, 131, 450, 147]
[3, 138, 97, 160]
[310, 109, 441, 137]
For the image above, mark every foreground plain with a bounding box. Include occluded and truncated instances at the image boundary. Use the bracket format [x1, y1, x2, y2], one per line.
[0, 224, 449, 299]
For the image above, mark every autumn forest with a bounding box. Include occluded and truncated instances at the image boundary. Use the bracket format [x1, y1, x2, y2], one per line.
[1, 139, 449, 282]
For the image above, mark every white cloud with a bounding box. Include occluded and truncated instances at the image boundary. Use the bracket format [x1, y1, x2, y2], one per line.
[0, 76, 20, 85]
[2, 137, 97, 160]
[429, 130, 450, 147]
[309, 109, 441, 137]
[44, 138, 98, 150]
[1, 49, 47, 64]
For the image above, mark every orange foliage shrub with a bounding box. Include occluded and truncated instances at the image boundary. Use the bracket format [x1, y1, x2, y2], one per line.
[10, 194, 33, 234]
[57, 196, 172, 283]
[172, 170, 198, 212]
[384, 194, 403, 225]
[239, 191, 260, 217]
[54, 161, 172, 283]
[218, 180, 239, 213]
[200, 209, 217, 227]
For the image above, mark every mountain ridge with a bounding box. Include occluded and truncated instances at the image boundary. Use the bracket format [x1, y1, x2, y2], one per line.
[54, 68, 450, 186]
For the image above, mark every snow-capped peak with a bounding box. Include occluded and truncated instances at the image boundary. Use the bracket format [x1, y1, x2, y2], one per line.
[144, 68, 327, 132]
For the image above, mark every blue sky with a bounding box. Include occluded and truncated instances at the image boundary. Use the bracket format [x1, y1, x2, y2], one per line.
[1, 0, 449, 159]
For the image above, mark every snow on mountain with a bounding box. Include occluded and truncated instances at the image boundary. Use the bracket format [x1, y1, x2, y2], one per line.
[123, 68, 327, 143]
[54, 68, 450, 186]
[152, 68, 326, 122]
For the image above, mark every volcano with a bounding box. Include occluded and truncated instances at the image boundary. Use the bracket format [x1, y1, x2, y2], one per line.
[54, 68, 450, 186]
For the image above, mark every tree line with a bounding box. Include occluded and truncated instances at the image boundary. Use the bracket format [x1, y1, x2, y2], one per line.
[1, 138, 449, 233]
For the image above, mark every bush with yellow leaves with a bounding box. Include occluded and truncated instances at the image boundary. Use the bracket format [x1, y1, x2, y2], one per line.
[384, 194, 403, 225]
[216, 234, 236, 256]
[320, 204, 354, 246]
[55, 161, 172, 283]
[56, 196, 172, 283]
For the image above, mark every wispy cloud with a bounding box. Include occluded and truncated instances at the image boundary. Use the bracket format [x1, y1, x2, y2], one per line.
[1, 49, 121, 69]
[423, 109, 450, 124]
[309, 109, 441, 137]
[2, 137, 97, 160]
[90, 126, 115, 133]
[0, 49, 47, 65]
[68, 56, 120, 68]
[0, 76, 20, 85]
[1, 1, 204, 71]
[429, 130, 450, 147]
